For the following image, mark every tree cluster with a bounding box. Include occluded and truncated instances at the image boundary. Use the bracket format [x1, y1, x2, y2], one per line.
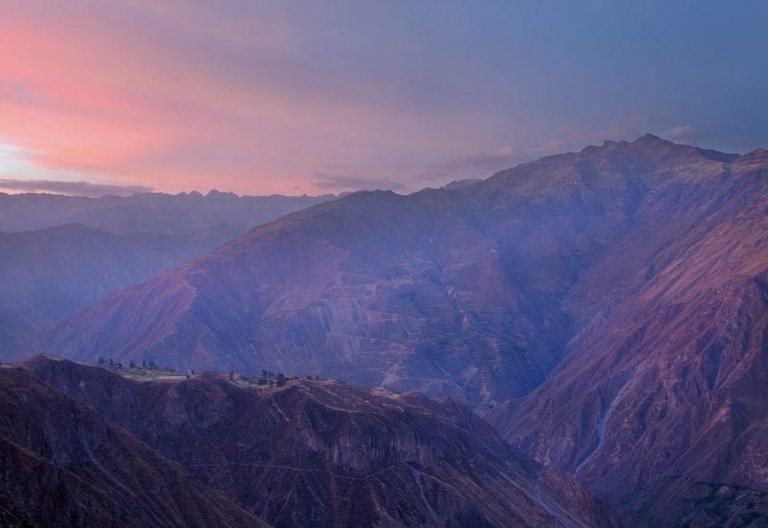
[254, 370, 290, 387]
[96, 357, 175, 373]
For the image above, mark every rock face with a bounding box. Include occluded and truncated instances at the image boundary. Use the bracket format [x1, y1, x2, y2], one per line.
[0, 364, 267, 528]
[24, 356, 618, 528]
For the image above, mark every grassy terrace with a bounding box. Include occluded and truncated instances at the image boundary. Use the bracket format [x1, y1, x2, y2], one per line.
[98, 361, 335, 388]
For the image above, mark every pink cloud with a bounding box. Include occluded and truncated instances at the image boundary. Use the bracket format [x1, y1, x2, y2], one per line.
[0, 1, 531, 195]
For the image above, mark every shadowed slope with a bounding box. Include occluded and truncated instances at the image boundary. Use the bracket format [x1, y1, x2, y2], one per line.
[24, 356, 619, 528]
[0, 191, 337, 359]
[0, 364, 269, 528]
[490, 149, 768, 525]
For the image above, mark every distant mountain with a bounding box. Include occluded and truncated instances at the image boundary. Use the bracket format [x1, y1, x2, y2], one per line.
[0, 223, 248, 359]
[0, 191, 337, 359]
[0, 190, 336, 235]
[0, 363, 268, 527]
[440, 178, 482, 190]
[22, 356, 618, 528]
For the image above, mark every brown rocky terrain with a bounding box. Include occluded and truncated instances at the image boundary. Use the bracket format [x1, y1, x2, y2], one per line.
[23, 355, 618, 528]
[0, 364, 268, 527]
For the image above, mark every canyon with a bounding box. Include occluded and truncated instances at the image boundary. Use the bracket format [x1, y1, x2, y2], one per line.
[5, 136, 768, 525]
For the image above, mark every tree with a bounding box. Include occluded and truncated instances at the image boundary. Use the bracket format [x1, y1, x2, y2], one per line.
[276, 373, 286, 387]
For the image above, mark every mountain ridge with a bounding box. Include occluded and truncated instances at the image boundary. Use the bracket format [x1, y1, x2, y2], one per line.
[39, 136, 764, 408]
[0, 190, 336, 235]
[18, 355, 618, 528]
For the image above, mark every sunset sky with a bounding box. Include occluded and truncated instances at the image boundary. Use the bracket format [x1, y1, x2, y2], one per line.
[1, 0, 766, 196]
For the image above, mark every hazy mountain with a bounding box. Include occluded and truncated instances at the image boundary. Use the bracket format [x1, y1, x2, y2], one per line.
[0, 191, 337, 359]
[0, 223, 250, 359]
[0, 363, 268, 527]
[41, 135, 744, 406]
[35, 135, 768, 524]
[0, 190, 336, 235]
[22, 356, 618, 528]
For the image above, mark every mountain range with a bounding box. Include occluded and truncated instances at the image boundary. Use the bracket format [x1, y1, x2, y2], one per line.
[5, 135, 768, 525]
[41, 136, 753, 404]
[0, 190, 335, 235]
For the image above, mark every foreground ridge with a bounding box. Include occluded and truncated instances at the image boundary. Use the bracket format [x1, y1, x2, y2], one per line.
[19, 355, 619, 528]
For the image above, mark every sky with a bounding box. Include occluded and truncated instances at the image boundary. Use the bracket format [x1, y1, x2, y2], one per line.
[0, 0, 766, 197]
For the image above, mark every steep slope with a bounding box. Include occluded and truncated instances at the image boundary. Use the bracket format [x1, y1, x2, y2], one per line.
[24, 356, 618, 528]
[0, 364, 268, 528]
[45, 187, 572, 404]
[43, 135, 743, 408]
[490, 147, 768, 525]
[0, 191, 336, 359]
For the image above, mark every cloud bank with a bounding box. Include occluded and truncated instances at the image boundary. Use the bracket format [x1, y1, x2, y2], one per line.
[0, 179, 152, 197]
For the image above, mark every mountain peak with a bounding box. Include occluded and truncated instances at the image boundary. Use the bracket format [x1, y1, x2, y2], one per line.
[632, 132, 671, 145]
[206, 189, 239, 200]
